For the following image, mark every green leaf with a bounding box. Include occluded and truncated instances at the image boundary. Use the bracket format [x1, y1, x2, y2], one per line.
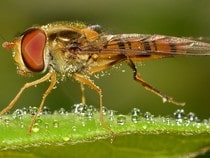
[0, 105, 209, 158]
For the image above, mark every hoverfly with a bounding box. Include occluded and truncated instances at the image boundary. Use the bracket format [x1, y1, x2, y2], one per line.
[2, 21, 210, 133]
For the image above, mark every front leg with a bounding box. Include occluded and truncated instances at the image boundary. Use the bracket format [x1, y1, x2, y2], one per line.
[0, 71, 55, 115]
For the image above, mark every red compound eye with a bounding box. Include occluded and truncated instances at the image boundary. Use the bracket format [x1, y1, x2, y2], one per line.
[21, 28, 46, 72]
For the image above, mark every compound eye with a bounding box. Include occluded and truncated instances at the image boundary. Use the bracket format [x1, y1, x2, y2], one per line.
[21, 28, 46, 72]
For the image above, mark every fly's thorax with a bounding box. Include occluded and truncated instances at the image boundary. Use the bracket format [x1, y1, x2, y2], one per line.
[48, 46, 91, 77]
[43, 23, 102, 76]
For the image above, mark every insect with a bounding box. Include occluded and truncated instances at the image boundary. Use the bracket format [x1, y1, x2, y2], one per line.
[1, 21, 210, 133]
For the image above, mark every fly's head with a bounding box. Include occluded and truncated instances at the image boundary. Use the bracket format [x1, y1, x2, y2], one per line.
[2, 27, 49, 76]
[2, 22, 102, 76]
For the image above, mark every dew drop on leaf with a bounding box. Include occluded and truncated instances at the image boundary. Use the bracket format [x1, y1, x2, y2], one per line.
[72, 126, 77, 131]
[131, 108, 141, 123]
[4, 118, 10, 127]
[187, 112, 199, 122]
[72, 103, 88, 116]
[174, 109, 185, 125]
[144, 112, 152, 120]
[63, 136, 70, 142]
[81, 121, 86, 127]
[45, 123, 49, 129]
[42, 106, 51, 115]
[29, 106, 38, 115]
[19, 122, 24, 128]
[53, 120, 59, 128]
[32, 123, 40, 133]
[117, 115, 126, 125]
[12, 109, 23, 119]
[59, 108, 66, 115]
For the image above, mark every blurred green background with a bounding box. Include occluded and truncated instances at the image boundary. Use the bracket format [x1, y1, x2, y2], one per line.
[0, 0, 210, 120]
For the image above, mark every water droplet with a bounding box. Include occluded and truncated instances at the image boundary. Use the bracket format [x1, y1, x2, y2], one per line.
[131, 108, 141, 116]
[72, 126, 77, 131]
[174, 109, 185, 119]
[88, 105, 96, 113]
[42, 106, 51, 115]
[36, 118, 42, 124]
[117, 115, 126, 125]
[45, 123, 49, 129]
[142, 125, 147, 129]
[174, 109, 185, 125]
[4, 118, 10, 127]
[144, 112, 152, 120]
[196, 123, 201, 128]
[59, 108, 66, 115]
[84, 105, 96, 119]
[187, 112, 199, 122]
[53, 85, 57, 89]
[164, 117, 171, 125]
[53, 120, 59, 128]
[131, 108, 141, 123]
[81, 121, 86, 127]
[131, 115, 140, 123]
[203, 119, 208, 125]
[19, 122, 24, 128]
[85, 110, 93, 119]
[22, 107, 29, 115]
[63, 136, 70, 141]
[32, 123, 40, 132]
[102, 106, 108, 115]
[71, 103, 87, 115]
[29, 106, 38, 115]
[12, 109, 23, 119]
[108, 110, 116, 121]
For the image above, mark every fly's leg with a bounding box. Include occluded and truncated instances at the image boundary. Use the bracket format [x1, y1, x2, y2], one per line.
[80, 83, 86, 104]
[0, 71, 56, 133]
[127, 58, 185, 106]
[29, 71, 57, 133]
[73, 73, 115, 137]
[0, 71, 55, 115]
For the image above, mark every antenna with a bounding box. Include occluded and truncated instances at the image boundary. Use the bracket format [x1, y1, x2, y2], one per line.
[2, 41, 14, 50]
